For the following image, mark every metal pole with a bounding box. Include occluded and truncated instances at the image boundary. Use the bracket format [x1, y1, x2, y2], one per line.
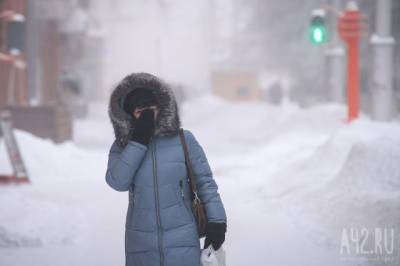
[347, 38, 360, 121]
[370, 0, 396, 121]
[7, 63, 16, 105]
[325, 0, 345, 103]
[26, 0, 41, 105]
[338, 1, 362, 122]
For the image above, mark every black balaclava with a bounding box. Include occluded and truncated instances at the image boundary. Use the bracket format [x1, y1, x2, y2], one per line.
[123, 87, 158, 115]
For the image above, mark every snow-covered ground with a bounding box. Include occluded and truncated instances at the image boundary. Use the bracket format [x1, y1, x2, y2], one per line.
[1, 94, 399, 265]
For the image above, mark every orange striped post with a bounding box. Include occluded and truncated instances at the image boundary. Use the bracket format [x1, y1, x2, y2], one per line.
[338, 3, 365, 122]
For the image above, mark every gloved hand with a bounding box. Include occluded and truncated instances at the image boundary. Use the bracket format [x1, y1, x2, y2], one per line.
[204, 222, 227, 251]
[129, 108, 155, 146]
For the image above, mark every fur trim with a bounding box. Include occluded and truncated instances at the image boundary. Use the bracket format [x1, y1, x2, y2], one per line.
[108, 73, 181, 148]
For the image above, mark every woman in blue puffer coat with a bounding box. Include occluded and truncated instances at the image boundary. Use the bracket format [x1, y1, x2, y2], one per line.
[105, 72, 227, 266]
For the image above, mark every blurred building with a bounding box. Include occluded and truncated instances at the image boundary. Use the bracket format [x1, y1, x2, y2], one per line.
[0, 0, 105, 143]
[0, 0, 27, 108]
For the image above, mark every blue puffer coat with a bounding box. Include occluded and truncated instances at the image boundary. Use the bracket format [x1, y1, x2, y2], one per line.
[105, 73, 227, 266]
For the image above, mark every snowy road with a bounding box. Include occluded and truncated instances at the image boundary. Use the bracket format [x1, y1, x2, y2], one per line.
[1, 95, 399, 265]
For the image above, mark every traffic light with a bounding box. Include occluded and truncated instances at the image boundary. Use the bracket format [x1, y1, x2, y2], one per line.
[309, 9, 328, 44]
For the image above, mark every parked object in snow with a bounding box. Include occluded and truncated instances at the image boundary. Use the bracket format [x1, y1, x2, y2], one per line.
[212, 71, 262, 102]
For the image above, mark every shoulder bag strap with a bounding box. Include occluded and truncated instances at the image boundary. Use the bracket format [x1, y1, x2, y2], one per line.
[179, 128, 201, 203]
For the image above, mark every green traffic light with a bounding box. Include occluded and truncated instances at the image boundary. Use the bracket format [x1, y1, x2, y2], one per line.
[309, 14, 328, 44]
[310, 26, 327, 44]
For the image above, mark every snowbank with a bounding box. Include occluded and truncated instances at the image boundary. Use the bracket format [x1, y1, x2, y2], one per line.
[0, 130, 105, 247]
[183, 94, 400, 264]
[295, 123, 400, 247]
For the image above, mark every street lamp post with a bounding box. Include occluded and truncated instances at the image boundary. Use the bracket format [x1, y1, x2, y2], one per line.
[370, 0, 396, 121]
[324, 0, 345, 103]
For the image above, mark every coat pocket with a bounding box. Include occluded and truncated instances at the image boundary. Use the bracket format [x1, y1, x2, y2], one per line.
[159, 183, 193, 230]
[126, 185, 135, 229]
[128, 186, 157, 232]
[179, 179, 194, 223]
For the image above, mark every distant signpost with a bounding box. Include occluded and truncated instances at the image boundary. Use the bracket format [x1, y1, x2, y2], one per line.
[0, 110, 29, 184]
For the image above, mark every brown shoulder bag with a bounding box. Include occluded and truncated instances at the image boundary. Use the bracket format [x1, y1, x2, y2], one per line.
[178, 128, 207, 238]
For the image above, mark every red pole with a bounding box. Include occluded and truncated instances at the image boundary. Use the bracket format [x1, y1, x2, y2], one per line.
[347, 39, 360, 122]
[338, 4, 363, 123]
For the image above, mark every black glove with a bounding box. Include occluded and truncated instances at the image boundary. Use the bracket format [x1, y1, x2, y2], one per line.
[129, 109, 155, 146]
[204, 222, 227, 250]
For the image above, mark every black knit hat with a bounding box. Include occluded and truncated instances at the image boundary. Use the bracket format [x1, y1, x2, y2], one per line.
[122, 87, 158, 114]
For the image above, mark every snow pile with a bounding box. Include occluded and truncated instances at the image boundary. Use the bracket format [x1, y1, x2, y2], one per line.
[182, 94, 400, 264]
[296, 124, 400, 247]
[0, 189, 82, 247]
[0, 130, 102, 247]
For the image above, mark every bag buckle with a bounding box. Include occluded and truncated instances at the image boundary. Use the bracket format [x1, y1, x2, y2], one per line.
[193, 191, 201, 204]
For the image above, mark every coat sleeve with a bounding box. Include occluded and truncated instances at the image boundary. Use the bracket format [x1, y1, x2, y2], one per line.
[184, 130, 227, 224]
[105, 139, 148, 191]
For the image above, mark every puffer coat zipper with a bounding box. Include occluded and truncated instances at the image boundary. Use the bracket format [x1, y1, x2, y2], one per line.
[151, 138, 164, 266]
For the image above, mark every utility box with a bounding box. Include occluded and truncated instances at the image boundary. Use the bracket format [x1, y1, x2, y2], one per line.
[212, 71, 262, 101]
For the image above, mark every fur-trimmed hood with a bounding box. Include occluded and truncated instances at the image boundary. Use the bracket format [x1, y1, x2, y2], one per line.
[108, 73, 181, 148]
